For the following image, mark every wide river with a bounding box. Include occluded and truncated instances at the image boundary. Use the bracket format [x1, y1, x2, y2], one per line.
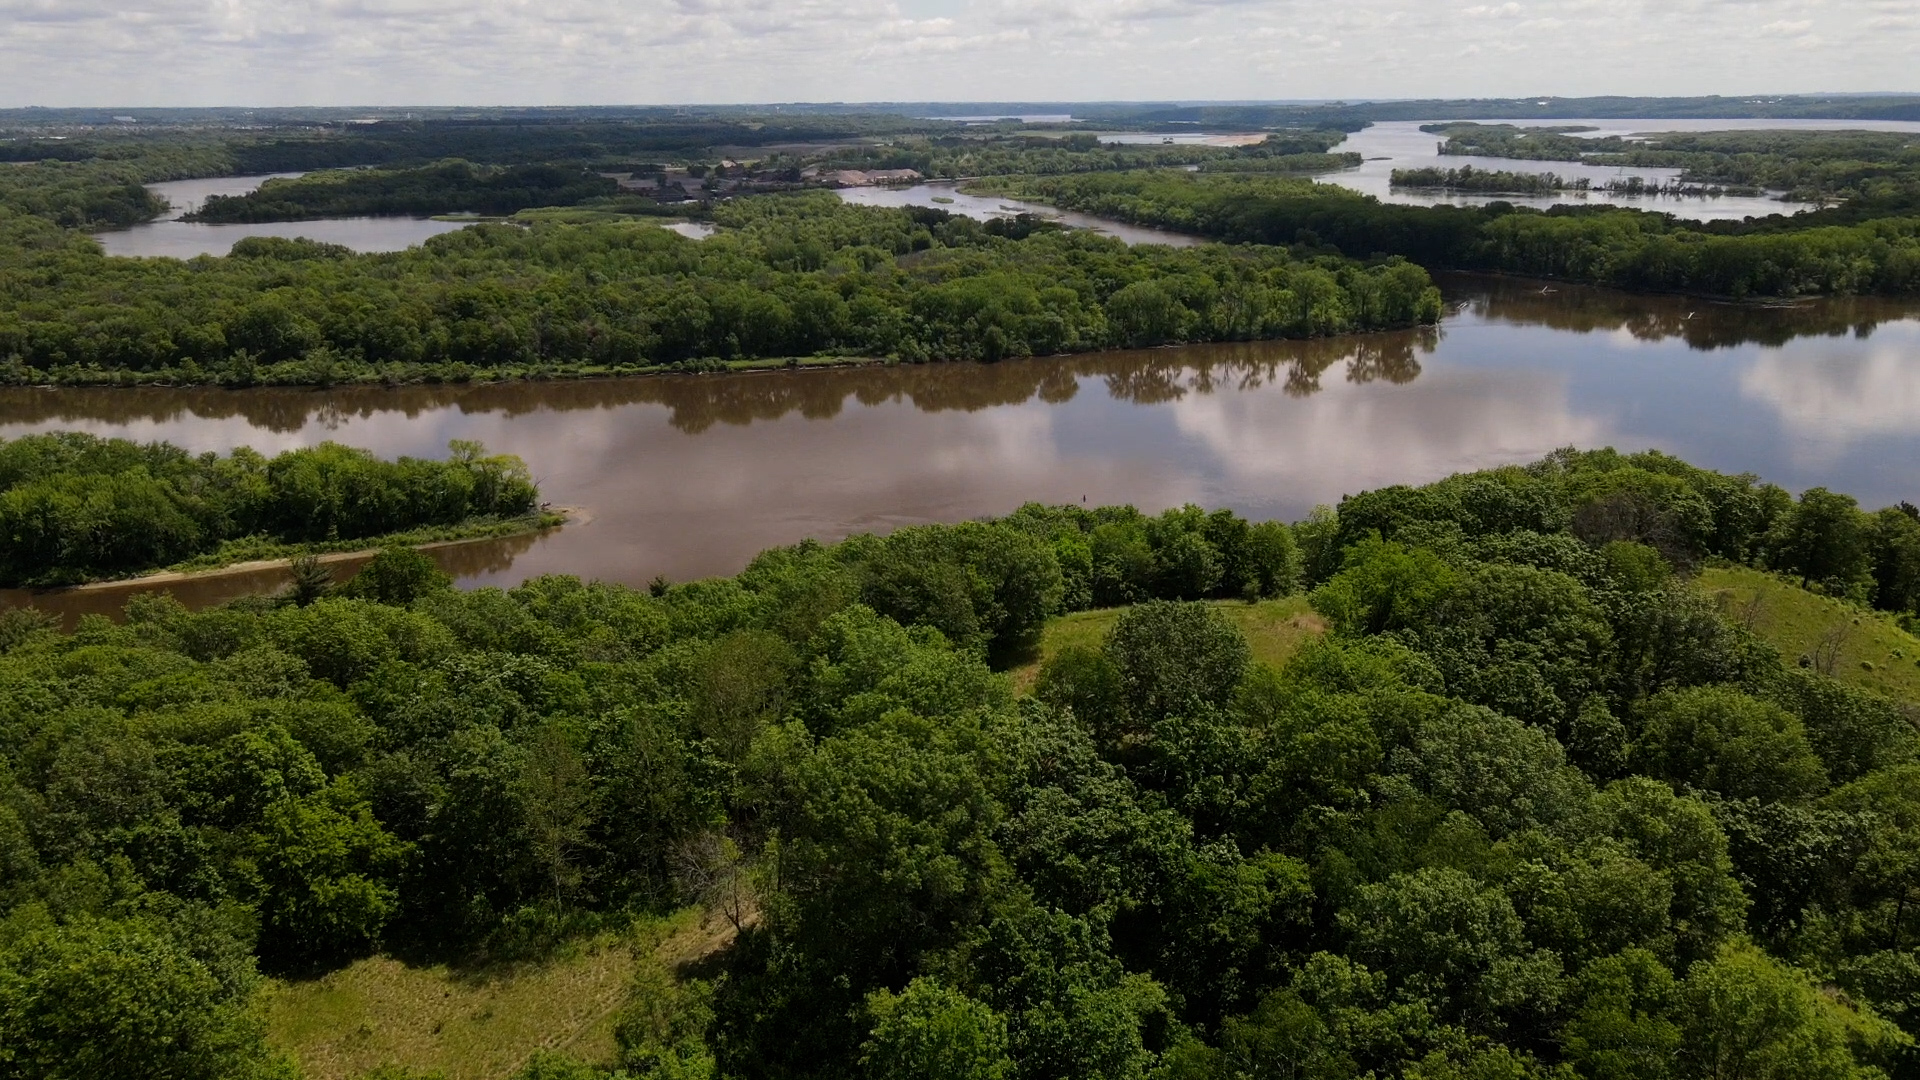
[5, 274, 1918, 621]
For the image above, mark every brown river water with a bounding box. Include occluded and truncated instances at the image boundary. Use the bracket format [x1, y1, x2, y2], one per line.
[5, 274, 1920, 622]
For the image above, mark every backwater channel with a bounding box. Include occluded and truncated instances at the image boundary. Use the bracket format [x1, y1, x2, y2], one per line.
[5, 274, 1919, 622]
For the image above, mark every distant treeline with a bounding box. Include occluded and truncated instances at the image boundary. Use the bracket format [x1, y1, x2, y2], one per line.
[802, 131, 1358, 180]
[0, 193, 1442, 386]
[221, 115, 953, 173]
[1391, 166, 1582, 194]
[991, 172, 1920, 298]
[0, 144, 229, 228]
[186, 161, 620, 222]
[0, 433, 539, 585]
[1432, 123, 1920, 203]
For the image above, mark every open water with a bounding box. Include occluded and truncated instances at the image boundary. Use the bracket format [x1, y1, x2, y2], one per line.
[5, 274, 1917, 621]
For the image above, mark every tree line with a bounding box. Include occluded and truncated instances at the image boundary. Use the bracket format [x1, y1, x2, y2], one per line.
[186, 161, 622, 223]
[1431, 123, 1920, 203]
[991, 171, 1920, 298]
[0, 433, 540, 586]
[1391, 165, 1584, 195]
[0, 194, 1442, 386]
[3, 446, 1920, 1079]
[792, 131, 1358, 182]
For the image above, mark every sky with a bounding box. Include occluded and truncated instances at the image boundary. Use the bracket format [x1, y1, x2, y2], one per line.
[1, 0, 1916, 108]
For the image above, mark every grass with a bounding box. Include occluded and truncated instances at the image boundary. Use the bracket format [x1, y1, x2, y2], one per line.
[1009, 595, 1325, 692]
[1697, 565, 1920, 704]
[266, 909, 734, 1080]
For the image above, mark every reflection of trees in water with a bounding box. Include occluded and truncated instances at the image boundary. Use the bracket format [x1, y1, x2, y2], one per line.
[1451, 272, 1920, 351]
[2, 278, 1909, 436]
[0, 333, 1437, 436]
[427, 529, 545, 580]
[3, 528, 552, 626]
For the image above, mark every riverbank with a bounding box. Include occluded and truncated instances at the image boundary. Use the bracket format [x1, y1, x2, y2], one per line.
[10, 509, 573, 595]
[0, 353, 911, 390]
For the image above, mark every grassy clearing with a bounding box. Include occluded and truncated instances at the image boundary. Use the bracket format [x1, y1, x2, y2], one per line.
[266, 909, 731, 1080]
[1698, 565, 1920, 704]
[1010, 596, 1325, 693]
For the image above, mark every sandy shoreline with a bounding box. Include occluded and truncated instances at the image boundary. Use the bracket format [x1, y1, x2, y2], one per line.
[25, 507, 584, 597]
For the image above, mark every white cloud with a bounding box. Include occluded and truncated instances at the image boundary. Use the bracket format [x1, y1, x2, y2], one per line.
[1739, 328, 1920, 459]
[0, 0, 1912, 105]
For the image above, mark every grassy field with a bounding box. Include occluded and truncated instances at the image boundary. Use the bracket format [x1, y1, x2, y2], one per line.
[1697, 565, 1920, 704]
[1010, 596, 1325, 692]
[266, 909, 731, 1080]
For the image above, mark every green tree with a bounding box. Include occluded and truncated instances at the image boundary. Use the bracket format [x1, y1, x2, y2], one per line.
[0, 917, 293, 1080]
[1681, 941, 1908, 1080]
[341, 545, 452, 606]
[251, 780, 409, 970]
[1633, 686, 1828, 802]
[862, 977, 1012, 1080]
[1768, 488, 1874, 599]
[1103, 601, 1250, 723]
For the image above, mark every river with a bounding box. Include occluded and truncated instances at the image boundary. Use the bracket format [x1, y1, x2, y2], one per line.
[5, 274, 1918, 621]
[832, 182, 1203, 246]
[92, 174, 476, 258]
[1326, 118, 1920, 221]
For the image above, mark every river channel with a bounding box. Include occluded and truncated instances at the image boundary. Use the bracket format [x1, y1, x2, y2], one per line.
[5, 274, 1919, 621]
[92, 174, 476, 258]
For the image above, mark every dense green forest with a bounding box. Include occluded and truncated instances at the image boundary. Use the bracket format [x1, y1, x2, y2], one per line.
[788, 131, 1358, 181]
[0, 434, 543, 586]
[5, 447, 1920, 1079]
[0, 144, 231, 228]
[1431, 124, 1920, 203]
[988, 171, 1920, 297]
[0, 194, 1441, 385]
[153, 135, 1358, 225]
[187, 162, 621, 223]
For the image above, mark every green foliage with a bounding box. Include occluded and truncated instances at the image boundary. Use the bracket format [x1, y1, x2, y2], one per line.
[338, 546, 455, 606]
[1000, 170, 1920, 298]
[0, 433, 539, 585]
[862, 977, 1013, 1080]
[0, 195, 1440, 386]
[1104, 600, 1251, 723]
[1632, 686, 1828, 802]
[5, 446, 1919, 1080]
[1432, 123, 1920, 204]
[0, 914, 294, 1080]
[1680, 941, 1909, 1080]
[188, 160, 619, 222]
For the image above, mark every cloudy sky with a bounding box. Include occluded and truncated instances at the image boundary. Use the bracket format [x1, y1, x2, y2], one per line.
[2, 0, 1916, 107]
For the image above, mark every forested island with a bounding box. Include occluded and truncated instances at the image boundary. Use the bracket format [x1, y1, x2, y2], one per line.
[0, 194, 1440, 386]
[0, 434, 549, 586]
[4, 446, 1920, 1080]
[983, 171, 1920, 298]
[1429, 123, 1920, 203]
[1391, 166, 1585, 195]
[187, 163, 623, 223]
[2, 104, 1919, 395]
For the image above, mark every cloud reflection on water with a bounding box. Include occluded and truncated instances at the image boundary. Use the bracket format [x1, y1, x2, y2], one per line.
[4, 275, 1919, 620]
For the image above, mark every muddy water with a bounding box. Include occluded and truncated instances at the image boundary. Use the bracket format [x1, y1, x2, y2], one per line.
[4, 275, 1919, 618]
